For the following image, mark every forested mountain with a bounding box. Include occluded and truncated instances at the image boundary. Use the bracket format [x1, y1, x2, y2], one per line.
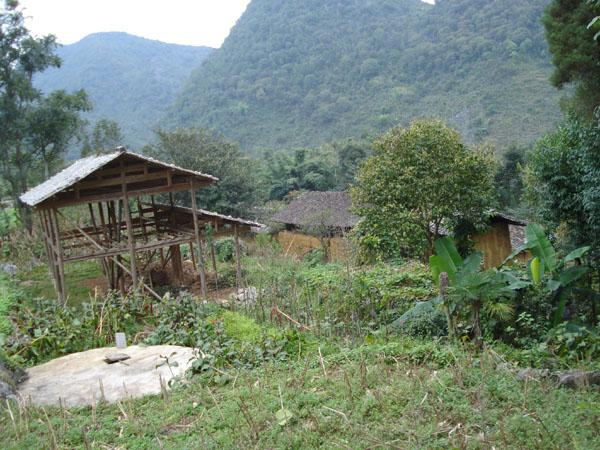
[168, 0, 563, 153]
[35, 32, 213, 147]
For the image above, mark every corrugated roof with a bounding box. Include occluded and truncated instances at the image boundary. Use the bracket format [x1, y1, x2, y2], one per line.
[19, 148, 219, 207]
[271, 191, 359, 229]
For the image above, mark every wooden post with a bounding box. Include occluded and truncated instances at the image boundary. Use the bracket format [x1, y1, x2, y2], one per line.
[88, 203, 111, 283]
[234, 225, 242, 291]
[190, 183, 207, 298]
[50, 207, 67, 304]
[170, 244, 183, 286]
[122, 185, 138, 291]
[39, 210, 60, 300]
[210, 239, 219, 291]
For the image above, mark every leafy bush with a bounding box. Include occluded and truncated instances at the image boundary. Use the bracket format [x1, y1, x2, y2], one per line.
[391, 298, 447, 338]
[7, 291, 152, 364]
[215, 237, 236, 262]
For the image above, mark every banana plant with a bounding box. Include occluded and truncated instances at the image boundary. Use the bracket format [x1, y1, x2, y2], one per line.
[430, 237, 516, 347]
[503, 223, 591, 325]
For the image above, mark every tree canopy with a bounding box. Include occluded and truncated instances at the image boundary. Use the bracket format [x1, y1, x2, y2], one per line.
[525, 112, 600, 253]
[144, 128, 265, 217]
[0, 1, 90, 230]
[543, 0, 600, 117]
[351, 119, 496, 260]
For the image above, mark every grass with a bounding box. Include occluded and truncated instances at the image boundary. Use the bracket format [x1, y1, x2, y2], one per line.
[2, 338, 599, 449]
[18, 261, 103, 306]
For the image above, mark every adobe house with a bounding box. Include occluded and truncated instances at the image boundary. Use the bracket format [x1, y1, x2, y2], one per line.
[271, 191, 358, 261]
[271, 191, 526, 267]
[19, 147, 262, 303]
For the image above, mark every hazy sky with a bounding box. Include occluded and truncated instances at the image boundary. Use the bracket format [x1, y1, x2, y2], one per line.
[19, 0, 435, 49]
[20, 0, 253, 48]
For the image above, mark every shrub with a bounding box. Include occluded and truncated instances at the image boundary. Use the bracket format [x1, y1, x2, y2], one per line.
[391, 298, 447, 338]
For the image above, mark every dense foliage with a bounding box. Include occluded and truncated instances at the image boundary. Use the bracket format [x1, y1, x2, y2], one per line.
[144, 128, 266, 217]
[352, 120, 496, 259]
[543, 0, 600, 116]
[0, 1, 90, 230]
[525, 113, 600, 254]
[168, 0, 562, 152]
[35, 32, 213, 149]
[263, 139, 370, 200]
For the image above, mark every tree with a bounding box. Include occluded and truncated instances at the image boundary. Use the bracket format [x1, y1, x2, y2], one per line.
[543, 0, 600, 117]
[0, 1, 89, 231]
[524, 113, 600, 254]
[145, 128, 265, 217]
[28, 90, 90, 177]
[263, 148, 336, 201]
[333, 140, 370, 190]
[81, 119, 124, 156]
[351, 119, 496, 259]
[495, 145, 526, 211]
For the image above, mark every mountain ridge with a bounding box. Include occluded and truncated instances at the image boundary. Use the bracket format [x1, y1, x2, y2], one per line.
[167, 0, 563, 153]
[35, 32, 213, 148]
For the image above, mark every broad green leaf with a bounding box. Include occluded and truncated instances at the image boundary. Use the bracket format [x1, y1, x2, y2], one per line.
[588, 16, 599, 29]
[501, 243, 529, 266]
[530, 257, 542, 285]
[558, 265, 588, 286]
[545, 279, 561, 292]
[525, 224, 557, 272]
[432, 237, 462, 285]
[552, 290, 570, 326]
[461, 252, 483, 275]
[564, 246, 591, 263]
[429, 255, 442, 285]
[435, 237, 463, 270]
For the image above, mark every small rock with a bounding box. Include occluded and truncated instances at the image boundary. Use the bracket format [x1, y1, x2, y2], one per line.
[104, 353, 131, 364]
[0, 263, 17, 277]
[516, 368, 549, 381]
[230, 287, 258, 305]
[556, 370, 600, 389]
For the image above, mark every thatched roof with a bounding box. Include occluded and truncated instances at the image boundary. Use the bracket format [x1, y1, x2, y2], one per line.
[20, 147, 218, 208]
[271, 191, 359, 229]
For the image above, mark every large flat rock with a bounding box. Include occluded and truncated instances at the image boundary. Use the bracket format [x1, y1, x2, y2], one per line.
[18, 345, 195, 407]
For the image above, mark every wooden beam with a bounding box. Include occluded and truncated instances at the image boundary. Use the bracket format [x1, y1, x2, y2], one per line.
[122, 181, 138, 290]
[63, 235, 193, 262]
[190, 184, 207, 298]
[50, 207, 67, 304]
[58, 212, 162, 301]
[46, 180, 211, 209]
[76, 170, 170, 190]
[234, 224, 242, 292]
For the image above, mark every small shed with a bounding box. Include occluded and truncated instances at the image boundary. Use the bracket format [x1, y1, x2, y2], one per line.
[20, 147, 262, 302]
[271, 191, 359, 260]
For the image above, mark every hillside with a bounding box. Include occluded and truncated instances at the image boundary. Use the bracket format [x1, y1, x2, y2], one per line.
[35, 32, 213, 148]
[168, 0, 564, 153]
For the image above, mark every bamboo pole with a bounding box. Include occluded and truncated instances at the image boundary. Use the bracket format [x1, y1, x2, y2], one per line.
[122, 189, 138, 290]
[50, 207, 67, 305]
[190, 183, 207, 298]
[234, 224, 242, 291]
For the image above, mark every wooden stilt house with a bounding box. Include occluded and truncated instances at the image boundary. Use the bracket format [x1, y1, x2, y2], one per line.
[19, 147, 262, 303]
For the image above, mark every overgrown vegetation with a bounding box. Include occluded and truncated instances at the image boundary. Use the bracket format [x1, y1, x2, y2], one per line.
[2, 338, 600, 449]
